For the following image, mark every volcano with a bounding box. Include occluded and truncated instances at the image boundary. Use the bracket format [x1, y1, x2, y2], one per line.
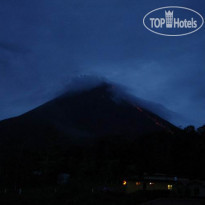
[0, 82, 178, 149]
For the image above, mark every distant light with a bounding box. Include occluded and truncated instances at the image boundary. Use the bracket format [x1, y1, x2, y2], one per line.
[122, 180, 127, 186]
[136, 182, 141, 186]
[168, 185, 173, 190]
[149, 182, 154, 185]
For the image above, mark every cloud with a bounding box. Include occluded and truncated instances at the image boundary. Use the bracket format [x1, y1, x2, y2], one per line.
[0, 42, 29, 53]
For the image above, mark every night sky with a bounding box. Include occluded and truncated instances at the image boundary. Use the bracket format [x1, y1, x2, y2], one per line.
[0, 0, 204, 127]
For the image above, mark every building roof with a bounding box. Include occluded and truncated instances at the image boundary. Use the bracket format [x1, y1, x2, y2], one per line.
[127, 175, 178, 183]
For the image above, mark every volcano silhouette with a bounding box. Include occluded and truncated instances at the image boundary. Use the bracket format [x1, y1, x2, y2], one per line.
[0, 82, 178, 149]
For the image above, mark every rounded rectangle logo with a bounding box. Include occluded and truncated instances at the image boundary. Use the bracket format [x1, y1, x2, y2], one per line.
[143, 6, 204, 36]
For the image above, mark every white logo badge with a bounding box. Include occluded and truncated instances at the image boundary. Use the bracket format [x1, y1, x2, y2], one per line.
[143, 6, 204, 36]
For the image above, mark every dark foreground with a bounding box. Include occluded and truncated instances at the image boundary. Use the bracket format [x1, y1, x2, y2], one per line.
[1, 184, 205, 205]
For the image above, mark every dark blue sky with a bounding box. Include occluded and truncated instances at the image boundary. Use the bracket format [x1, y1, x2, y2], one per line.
[0, 0, 204, 127]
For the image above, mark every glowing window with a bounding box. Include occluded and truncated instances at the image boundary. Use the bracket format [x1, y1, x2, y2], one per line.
[136, 182, 141, 186]
[168, 185, 173, 190]
[122, 180, 127, 186]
